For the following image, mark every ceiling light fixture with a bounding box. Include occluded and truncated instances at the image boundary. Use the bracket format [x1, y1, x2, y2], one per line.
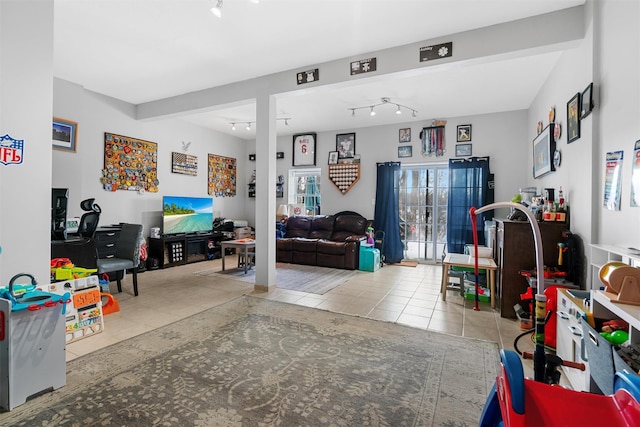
[210, 0, 223, 18]
[228, 117, 292, 131]
[349, 97, 418, 118]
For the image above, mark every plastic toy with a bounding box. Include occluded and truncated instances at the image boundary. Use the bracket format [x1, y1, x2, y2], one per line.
[474, 202, 640, 427]
[366, 226, 374, 245]
[480, 350, 640, 427]
[50, 258, 97, 281]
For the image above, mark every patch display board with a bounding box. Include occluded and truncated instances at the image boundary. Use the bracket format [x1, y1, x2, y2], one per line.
[102, 132, 158, 192]
[208, 154, 236, 197]
[328, 163, 360, 194]
[171, 152, 198, 176]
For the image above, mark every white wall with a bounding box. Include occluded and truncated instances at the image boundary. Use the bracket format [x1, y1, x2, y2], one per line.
[527, 0, 594, 248]
[244, 109, 528, 224]
[594, 0, 640, 246]
[53, 78, 248, 234]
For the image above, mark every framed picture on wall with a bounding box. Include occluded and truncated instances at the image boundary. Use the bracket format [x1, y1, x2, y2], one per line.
[328, 151, 339, 164]
[52, 117, 78, 152]
[336, 133, 356, 158]
[457, 124, 472, 142]
[399, 128, 411, 143]
[567, 92, 580, 143]
[292, 133, 317, 166]
[581, 82, 594, 119]
[398, 145, 412, 158]
[455, 143, 472, 157]
[533, 123, 556, 178]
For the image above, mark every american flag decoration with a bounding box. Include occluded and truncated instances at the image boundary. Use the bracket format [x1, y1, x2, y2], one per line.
[172, 152, 198, 176]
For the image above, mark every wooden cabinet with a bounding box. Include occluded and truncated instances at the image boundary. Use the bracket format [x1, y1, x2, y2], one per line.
[495, 220, 568, 318]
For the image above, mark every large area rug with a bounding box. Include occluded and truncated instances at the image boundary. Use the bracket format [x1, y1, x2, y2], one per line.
[1, 296, 499, 427]
[195, 263, 362, 294]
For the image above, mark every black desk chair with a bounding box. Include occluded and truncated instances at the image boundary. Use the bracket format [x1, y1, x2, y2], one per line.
[78, 198, 101, 238]
[97, 223, 143, 296]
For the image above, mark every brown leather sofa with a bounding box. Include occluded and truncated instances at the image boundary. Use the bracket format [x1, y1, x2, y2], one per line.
[276, 211, 369, 270]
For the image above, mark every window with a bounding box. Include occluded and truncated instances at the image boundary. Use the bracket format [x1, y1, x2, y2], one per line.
[287, 168, 321, 215]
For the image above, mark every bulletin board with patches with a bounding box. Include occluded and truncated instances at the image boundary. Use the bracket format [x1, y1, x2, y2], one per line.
[208, 154, 236, 197]
[102, 132, 159, 193]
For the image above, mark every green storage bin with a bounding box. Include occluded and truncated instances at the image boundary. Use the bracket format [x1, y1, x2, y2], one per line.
[359, 246, 380, 272]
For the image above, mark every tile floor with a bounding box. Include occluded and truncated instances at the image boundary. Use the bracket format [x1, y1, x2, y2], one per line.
[66, 255, 539, 377]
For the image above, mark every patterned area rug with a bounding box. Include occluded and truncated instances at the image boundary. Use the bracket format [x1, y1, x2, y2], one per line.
[0, 296, 499, 427]
[195, 262, 362, 294]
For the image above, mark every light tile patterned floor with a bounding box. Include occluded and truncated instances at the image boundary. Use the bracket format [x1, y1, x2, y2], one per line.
[66, 255, 540, 378]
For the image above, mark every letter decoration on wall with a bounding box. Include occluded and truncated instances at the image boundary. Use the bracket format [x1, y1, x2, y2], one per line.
[102, 132, 159, 192]
[0, 134, 24, 166]
[208, 154, 236, 197]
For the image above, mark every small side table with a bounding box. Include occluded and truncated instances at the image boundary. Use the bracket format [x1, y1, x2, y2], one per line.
[441, 253, 497, 308]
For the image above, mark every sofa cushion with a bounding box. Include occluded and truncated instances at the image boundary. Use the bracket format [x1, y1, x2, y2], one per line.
[284, 216, 311, 238]
[317, 239, 346, 255]
[331, 214, 367, 241]
[308, 215, 335, 240]
[276, 238, 293, 251]
[292, 238, 318, 253]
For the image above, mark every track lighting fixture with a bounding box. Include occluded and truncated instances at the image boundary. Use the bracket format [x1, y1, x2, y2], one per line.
[349, 97, 418, 118]
[210, 0, 223, 18]
[228, 117, 292, 132]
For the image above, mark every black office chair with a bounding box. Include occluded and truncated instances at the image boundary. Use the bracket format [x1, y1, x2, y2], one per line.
[97, 223, 143, 296]
[78, 198, 101, 238]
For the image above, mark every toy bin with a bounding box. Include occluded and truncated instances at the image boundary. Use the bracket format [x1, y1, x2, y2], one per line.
[359, 245, 380, 272]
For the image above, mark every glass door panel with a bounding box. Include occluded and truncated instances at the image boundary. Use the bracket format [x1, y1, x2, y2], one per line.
[399, 164, 448, 263]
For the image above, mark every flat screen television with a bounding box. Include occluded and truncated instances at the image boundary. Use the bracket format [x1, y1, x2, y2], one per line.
[162, 196, 213, 235]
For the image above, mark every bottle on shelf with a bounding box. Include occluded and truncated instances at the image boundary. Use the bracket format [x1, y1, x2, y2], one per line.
[543, 199, 555, 221]
[556, 191, 567, 222]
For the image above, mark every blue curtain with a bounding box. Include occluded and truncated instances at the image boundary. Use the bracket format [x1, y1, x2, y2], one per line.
[374, 162, 403, 264]
[447, 157, 491, 254]
[305, 176, 320, 214]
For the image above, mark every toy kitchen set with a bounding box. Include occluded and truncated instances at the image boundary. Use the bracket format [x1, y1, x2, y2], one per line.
[0, 271, 104, 411]
[0, 274, 69, 411]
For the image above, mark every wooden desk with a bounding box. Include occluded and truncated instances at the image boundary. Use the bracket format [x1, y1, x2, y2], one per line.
[442, 253, 498, 308]
[221, 239, 255, 274]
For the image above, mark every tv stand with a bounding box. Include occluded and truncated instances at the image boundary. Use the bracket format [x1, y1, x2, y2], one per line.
[148, 232, 231, 268]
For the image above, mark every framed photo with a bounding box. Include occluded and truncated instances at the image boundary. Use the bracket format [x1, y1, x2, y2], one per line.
[336, 133, 355, 158]
[455, 143, 472, 157]
[457, 124, 472, 142]
[52, 117, 78, 152]
[580, 82, 593, 119]
[533, 123, 556, 179]
[398, 145, 412, 158]
[292, 133, 316, 166]
[567, 92, 580, 143]
[399, 128, 411, 143]
[328, 151, 339, 164]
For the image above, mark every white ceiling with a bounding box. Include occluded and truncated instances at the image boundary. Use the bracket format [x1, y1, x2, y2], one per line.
[53, 0, 585, 140]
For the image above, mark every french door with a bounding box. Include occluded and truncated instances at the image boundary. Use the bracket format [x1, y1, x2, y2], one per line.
[398, 164, 449, 263]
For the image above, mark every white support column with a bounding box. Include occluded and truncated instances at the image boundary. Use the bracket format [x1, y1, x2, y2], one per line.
[0, 0, 54, 285]
[253, 92, 277, 291]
